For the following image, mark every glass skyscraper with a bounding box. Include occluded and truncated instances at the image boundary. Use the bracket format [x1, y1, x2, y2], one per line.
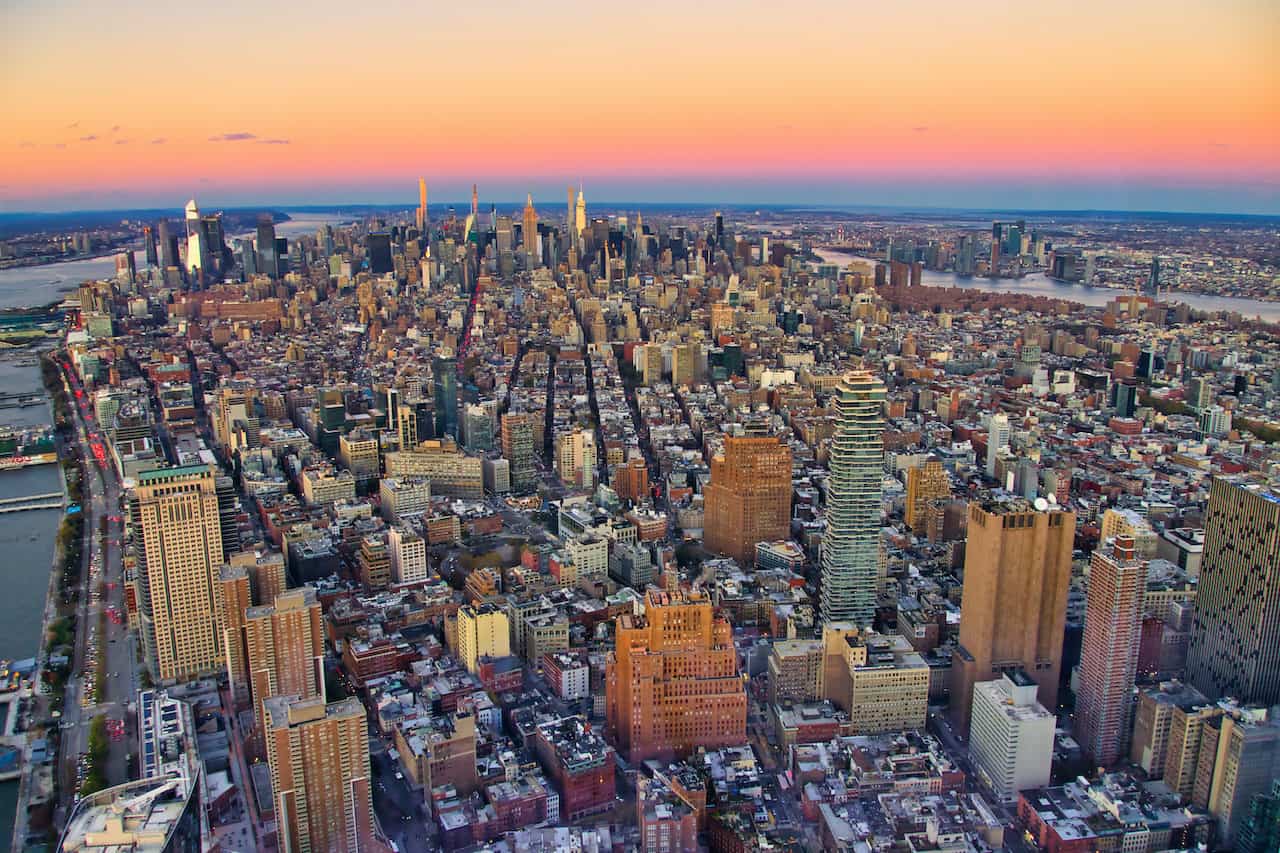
[819, 371, 886, 626]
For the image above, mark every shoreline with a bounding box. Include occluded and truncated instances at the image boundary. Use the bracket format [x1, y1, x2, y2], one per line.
[7, 351, 70, 852]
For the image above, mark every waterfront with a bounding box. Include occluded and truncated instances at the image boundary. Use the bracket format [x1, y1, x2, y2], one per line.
[0, 212, 351, 310]
[815, 249, 1280, 323]
[0, 357, 59, 853]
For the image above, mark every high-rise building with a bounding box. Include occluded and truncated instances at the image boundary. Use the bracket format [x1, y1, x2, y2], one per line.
[184, 199, 211, 280]
[1129, 680, 1210, 779]
[142, 224, 158, 268]
[365, 232, 393, 275]
[819, 371, 885, 626]
[387, 525, 428, 584]
[432, 353, 458, 440]
[969, 670, 1055, 802]
[819, 623, 928, 733]
[256, 216, 277, 278]
[158, 219, 178, 269]
[1186, 477, 1280, 706]
[985, 412, 1010, 479]
[1193, 709, 1280, 848]
[607, 589, 747, 762]
[949, 497, 1075, 734]
[456, 604, 511, 674]
[500, 412, 537, 492]
[555, 428, 596, 491]
[522, 193, 539, 266]
[1075, 536, 1147, 767]
[245, 587, 324, 743]
[1238, 778, 1280, 853]
[904, 457, 949, 530]
[219, 565, 252, 704]
[264, 695, 373, 853]
[416, 177, 428, 234]
[704, 430, 792, 565]
[131, 465, 226, 682]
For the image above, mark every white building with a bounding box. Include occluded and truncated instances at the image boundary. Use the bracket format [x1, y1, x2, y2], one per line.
[379, 476, 431, 522]
[567, 534, 609, 581]
[388, 525, 428, 584]
[969, 671, 1055, 801]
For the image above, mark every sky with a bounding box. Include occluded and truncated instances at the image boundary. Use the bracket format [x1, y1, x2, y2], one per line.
[2, 0, 1277, 214]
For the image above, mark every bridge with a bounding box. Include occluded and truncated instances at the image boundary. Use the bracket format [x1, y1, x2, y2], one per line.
[0, 502, 62, 514]
[0, 492, 61, 506]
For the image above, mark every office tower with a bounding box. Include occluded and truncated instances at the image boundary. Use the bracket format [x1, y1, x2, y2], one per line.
[1239, 779, 1280, 853]
[456, 604, 511, 674]
[239, 238, 257, 277]
[416, 177, 428, 233]
[555, 429, 596, 491]
[131, 466, 226, 682]
[969, 671, 1055, 802]
[357, 534, 390, 589]
[1075, 536, 1147, 767]
[184, 198, 210, 280]
[1198, 405, 1231, 437]
[1188, 376, 1212, 411]
[606, 589, 747, 762]
[957, 234, 975, 275]
[565, 186, 575, 257]
[819, 371, 885, 626]
[522, 193, 539, 266]
[471, 183, 479, 221]
[245, 588, 324, 741]
[1193, 710, 1280, 848]
[985, 412, 1010, 479]
[365, 232, 393, 275]
[500, 412, 537, 492]
[158, 219, 178, 269]
[989, 221, 1002, 275]
[432, 352, 458, 439]
[215, 475, 241, 557]
[256, 216, 277, 278]
[274, 236, 288, 276]
[574, 187, 587, 251]
[219, 565, 252, 704]
[904, 457, 949, 530]
[819, 624, 928, 733]
[143, 225, 158, 268]
[671, 343, 697, 386]
[462, 403, 494, 452]
[495, 215, 514, 254]
[387, 525, 428, 584]
[114, 250, 136, 287]
[264, 695, 373, 853]
[704, 430, 792, 565]
[1113, 381, 1138, 418]
[949, 497, 1075, 734]
[1147, 255, 1161, 295]
[1186, 477, 1280, 706]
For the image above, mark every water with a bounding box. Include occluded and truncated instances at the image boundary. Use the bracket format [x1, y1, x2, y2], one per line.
[0, 211, 351, 310]
[815, 249, 1280, 323]
[0, 356, 60, 853]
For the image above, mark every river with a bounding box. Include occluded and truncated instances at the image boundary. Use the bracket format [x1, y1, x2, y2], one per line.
[814, 249, 1280, 323]
[0, 212, 353, 310]
[0, 355, 62, 853]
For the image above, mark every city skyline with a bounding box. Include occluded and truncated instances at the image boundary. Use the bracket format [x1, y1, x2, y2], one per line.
[3, 0, 1277, 213]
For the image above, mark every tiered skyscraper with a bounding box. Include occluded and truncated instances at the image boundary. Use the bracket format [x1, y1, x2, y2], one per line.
[819, 371, 886, 625]
[1075, 536, 1147, 767]
[1186, 476, 1280, 706]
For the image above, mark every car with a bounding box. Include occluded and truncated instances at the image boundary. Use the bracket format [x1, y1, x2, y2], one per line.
[394, 772, 403, 780]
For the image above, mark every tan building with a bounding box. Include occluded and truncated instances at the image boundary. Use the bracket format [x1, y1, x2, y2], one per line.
[1191, 707, 1280, 847]
[703, 431, 792, 566]
[1130, 680, 1211, 778]
[1163, 701, 1225, 799]
[131, 465, 227, 682]
[456, 604, 511, 674]
[219, 565, 252, 704]
[555, 429, 596, 491]
[607, 589, 747, 762]
[338, 431, 381, 478]
[766, 639, 823, 704]
[671, 343, 697, 387]
[904, 458, 949, 531]
[394, 713, 478, 807]
[820, 623, 928, 734]
[245, 587, 324, 744]
[264, 695, 373, 853]
[384, 439, 484, 499]
[949, 498, 1075, 734]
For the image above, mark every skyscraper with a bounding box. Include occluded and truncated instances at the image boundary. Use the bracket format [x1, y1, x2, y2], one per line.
[500, 411, 537, 492]
[131, 466, 226, 682]
[985, 411, 1010, 479]
[555, 428, 596, 491]
[256, 216, 277, 279]
[142, 225, 158, 268]
[904, 457, 949, 530]
[365, 232, 393, 275]
[574, 186, 587, 252]
[416, 177, 428, 234]
[949, 496, 1075, 734]
[219, 565, 252, 704]
[264, 695, 373, 853]
[184, 198, 210, 280]
[245, 587, 325, 744]
[606, 589, 747, 762]
[158, 219, 178, 269]
[1075, 536, 1148, 767]
[1186, 477, 1280, 706]
[819, 371, 885, 626]
[704, 429, 792, 565]
[522, 193, 539, 267]
[432, 352, 458, 440]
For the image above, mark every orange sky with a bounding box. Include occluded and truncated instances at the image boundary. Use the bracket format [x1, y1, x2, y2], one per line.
[2, 0, 1277, 211]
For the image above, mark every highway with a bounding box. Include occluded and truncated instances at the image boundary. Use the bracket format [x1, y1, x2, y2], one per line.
[53, 359, 137, 824]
